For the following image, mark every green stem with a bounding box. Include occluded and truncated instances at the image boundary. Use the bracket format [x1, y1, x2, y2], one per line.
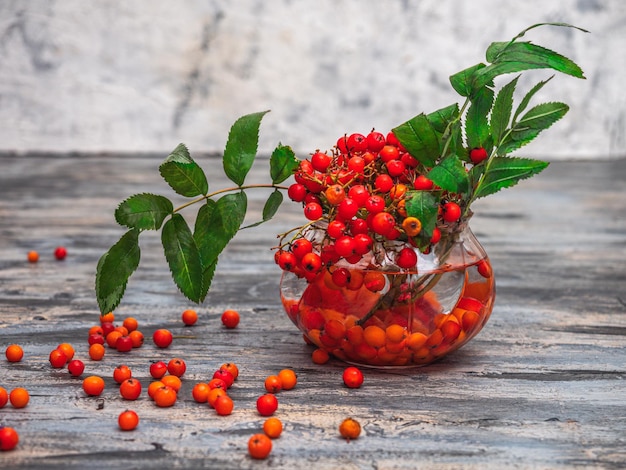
[173, 183, 289, 214]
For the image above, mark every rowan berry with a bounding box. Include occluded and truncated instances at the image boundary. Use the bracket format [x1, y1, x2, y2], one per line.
[118, 410, 139, 431]
[348, 184, 370, 207]
[0, 387, 8, 408]
[402, 217, 422, 237]
[327, 220, 346, 239]
[379, 144, 400, 162]
[54, 246, 67, 260]
[334, 236, 356, 258]
[396, 247, 418, 269]
[336, 197, 359, 220]
[370, 212, 396, 236]
[181, 309, 198, 326]
[100, 321, 115, 336]
[89, 343, 105, 361]
[221, 309, 240, 329]
[312, 348, 330, 364]
[342, 367, 364, 388]
[442, 202, 462, 223]
[9, 388, 29, 408]
[27, 250, 39, 263]
[303, 202, 323, 220]
[347, 133, 368, 153]
[122, 316, 139, 332]
[264, 375, 283, 394]
[256, 393, 278, 416]
[347, 155, 365, 174]
[430, 227, 442, 244]
[105, 330, 123, 348]
[129, 330, 144, 348]
[67, 359, 85, 377]
[5, 344, 23, 362]
[207, 388, 228, 408]
[167, 358, 186, 377]
[99, 312, 115, 324]
[214, 395, 234, 416]
[367, 131, 386, 153]
[386, 159, 405, 177]
[263, 417, 283, 439]
[287, 183, 307, 202]
[147, 380, 165, 400]
[115, 335, 133, 352]
[291, 238, 313, 259]
[192, 382, 210, 403]
[311, 151, 332, 172]
[55, 344, 74, 361]
[364, 195, 385, 214]
[49, 349, 67, 368]
[150, 360, 168, 379]
[353, 233, 373, 255]
[160, 375, 182, 392]
[0, 426, 19, 451]
[82, 376, 105, 396]
[301, 252, 323, 274]
[87, 332, 106, 346]
[219, 362, 239, 381]
[277, 369, 297, 390]
[277, 251, 297, 272]
[469, 147, 489, 164]
[213, 369, 235, 388]
[153, 386, 177, 407]
[248, 433, 272, 460]
[113, 365, 132, 384]
[325, 184, 346, 205]
[120, 378, 142, 400]
[414, 174, 434, 190]
[152, 329, 173, 348]
[374, 174, 394, 193]
[339, 417, 361, 441]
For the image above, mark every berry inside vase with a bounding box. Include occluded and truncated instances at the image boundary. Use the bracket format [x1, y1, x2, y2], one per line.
[280, 221, 495, 368]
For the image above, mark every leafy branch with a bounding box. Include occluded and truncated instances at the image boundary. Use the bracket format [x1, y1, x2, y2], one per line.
[95, 112, 299, 314]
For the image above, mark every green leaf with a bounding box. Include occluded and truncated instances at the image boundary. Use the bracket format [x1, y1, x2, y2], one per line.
[95, 229, 141, 314]
[161, 213, 204, 303]
[426, 103, 460, 134]
[194, 192, 247, 301]
[449, 63, 487, 97]
[427, 155, 470, 195]
[115, 193, 173, 230]
[392, 113, 441, 167]
[500, 101, 569, 153]
[270, 144, 299, 184]
[405, 190, 439, 248]
[242, 190, 284, 229]
[490, 76, 519, 145]
[465, 86, 494, 149]
[159, 143, 209, 197]
[473, 156, 549, 199]
[511, 76, 553, 124]
[223, 111, 269, 187]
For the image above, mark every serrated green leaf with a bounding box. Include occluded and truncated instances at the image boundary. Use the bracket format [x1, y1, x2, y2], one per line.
[427, 155, 470, 195]
[426, 103, 460, 134]
[115, 193, 173, 230]
[500, 101, 569, 153]
[490, 76, 519, 145]
[474, 156, 549, 199]
[223, 111, 269, 187]
[242, 190, 284, 229]
[405, 190, 439, 247]
[162, 213, 204, 303]
[511, 76, 553, 124]
[449, 63, 487, 97]
[95, 229, 141, 313]
[194, 192, 247, 301]
[465, 86, 494, 149]
[159, 143, 208, 197]
[270, 144, 299, 184]
[392, 113, 440, 167]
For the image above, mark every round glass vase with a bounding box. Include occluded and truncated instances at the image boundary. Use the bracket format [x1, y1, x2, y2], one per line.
[280, 224, 495, 368]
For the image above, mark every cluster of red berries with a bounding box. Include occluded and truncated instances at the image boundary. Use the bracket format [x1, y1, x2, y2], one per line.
[277, 131, 476, 280]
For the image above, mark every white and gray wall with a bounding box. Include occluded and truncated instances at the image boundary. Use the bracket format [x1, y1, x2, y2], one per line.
[1, 0, 624, 159]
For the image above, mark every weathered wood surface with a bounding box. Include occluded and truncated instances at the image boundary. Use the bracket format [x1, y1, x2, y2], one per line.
[0, 153, 625, 469]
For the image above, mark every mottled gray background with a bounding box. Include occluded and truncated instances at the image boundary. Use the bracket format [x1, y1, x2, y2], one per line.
[0, 0, 624, 159]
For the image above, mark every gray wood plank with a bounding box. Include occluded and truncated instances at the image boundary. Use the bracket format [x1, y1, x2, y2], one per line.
[0, 154, 625, 469]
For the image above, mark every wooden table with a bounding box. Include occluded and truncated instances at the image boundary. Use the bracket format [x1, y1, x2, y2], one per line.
[1, 153, 625, 469]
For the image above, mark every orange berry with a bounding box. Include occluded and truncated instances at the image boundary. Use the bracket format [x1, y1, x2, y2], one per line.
[106, 331, 123, 348]
[385, 324, 407, 344]
[192, 383, 210, 403]
[214, 395, 234, 416]
[161, 375, 182, 392]
[128, 330, 144, 348]
[312, 348, 330, 364]
[248, 433, 272, 460]
[122, 317, 138, 332]
[99, 312, 115, 324]
[277, 369, 297, 390]
[264, 375, 283, 394]
[219, 363, 239, 381]
[5, 344, 24, 362]
[9, 387, 30, 408]
[363, 325, 386, 348]
[263, 417, 283, 439]
[88, 343, 105, 361]
[56, 343, 75, 362]
[181, 309, 198, 326]
[207, 388, 227, 408]
[153, 386, 177, 407]
[0, 387, 8, 408]
[118, 409, 139, 431]
[27, 250, 39, 263]
[82, 376, 105, 396]
[339, 417, 361, 441]
[148, 380, 165, 400]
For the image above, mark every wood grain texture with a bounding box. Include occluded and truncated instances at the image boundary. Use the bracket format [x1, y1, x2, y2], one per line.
[0, 154, 625, 469]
